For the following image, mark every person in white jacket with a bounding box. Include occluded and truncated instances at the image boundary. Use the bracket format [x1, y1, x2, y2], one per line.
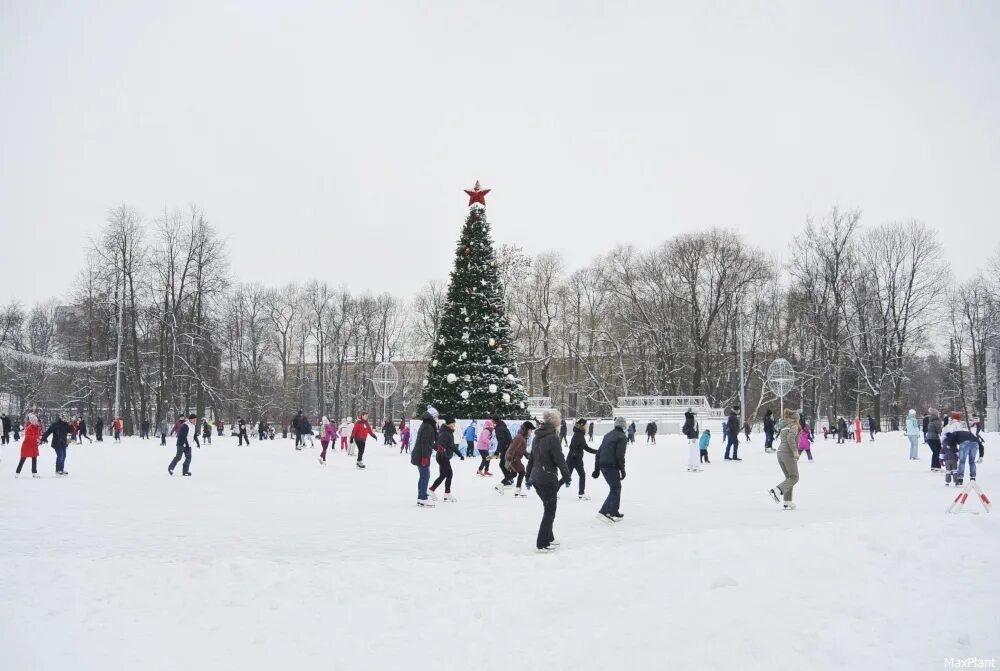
[905, 409, 920, 460]
[339, 418, 355, 453]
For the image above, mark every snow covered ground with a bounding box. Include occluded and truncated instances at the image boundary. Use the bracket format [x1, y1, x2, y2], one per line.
[1, 431, 997, 671]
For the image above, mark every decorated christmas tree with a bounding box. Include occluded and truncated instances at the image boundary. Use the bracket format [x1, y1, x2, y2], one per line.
[420, 182, 528, 419]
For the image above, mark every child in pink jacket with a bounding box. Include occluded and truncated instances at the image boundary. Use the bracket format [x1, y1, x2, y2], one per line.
[798, 423, 814, 461]
[319, 417, 337, 464]
[476, 419, 495, 476]
[400, 423, 411, 454]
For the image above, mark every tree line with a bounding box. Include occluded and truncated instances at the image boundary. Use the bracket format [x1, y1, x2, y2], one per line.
[1, 205, 997, 431]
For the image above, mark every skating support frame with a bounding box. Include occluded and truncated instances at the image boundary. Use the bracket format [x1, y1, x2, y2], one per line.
[946, 481, 992, 514]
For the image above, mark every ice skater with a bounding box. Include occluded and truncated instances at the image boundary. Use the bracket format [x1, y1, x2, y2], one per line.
[400, 421, 411, 454]
[798, 421, 814, 461]
[926, 408, 943, 472]
[41, 414, 73, 476]
[683, 408, 701, 472]
[942, 419, 982, 486]
[351, 411, 377, 468]
[566, 418, 598, 499]
[594, 417, 628, 523]
[411, 407, 439, 507]
[319, 416, 336, 464]
[237, 417, 250, 446]
[78, 417, 92, 444]
[463, 420, 477, 458]
[763, 409, 776, 452]
[1, 413, 10, 445]
[505, 421, 533, 497]
[526, 410, 571, 552]
[168, 413, 198, 476]
[159, 418, 170, 446]
[905, 409, 920, 460]
[202, 418, 212, 445]
[724, 407, 741, 461]
[493, 417, 513, 489]
[15, 413, 41, 478]
[339, 418, 353, 451]
[429, 414, 463, 501]
[769, 409, 800, 510]
[699, 429, 711, 464]
[476, 419, 495, 476]
[113, 417, 123, 442]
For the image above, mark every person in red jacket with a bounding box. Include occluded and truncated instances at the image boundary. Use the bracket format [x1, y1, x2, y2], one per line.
[351, 411, 377, 469]
[113, 417, 123, 442]
[16, 413, 42, 478]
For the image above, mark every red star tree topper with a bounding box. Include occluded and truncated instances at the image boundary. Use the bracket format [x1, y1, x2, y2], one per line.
[464, 180, 490, 207]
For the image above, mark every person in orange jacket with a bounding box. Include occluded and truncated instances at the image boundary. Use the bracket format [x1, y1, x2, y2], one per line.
[15, 413, 42, 478]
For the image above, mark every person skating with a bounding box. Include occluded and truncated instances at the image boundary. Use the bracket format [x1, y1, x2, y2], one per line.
[505, 421, 534, 497]
[168, 413, 198, 476]
[112, 417, 123, 442]
[566, 418, 598, 499]
[339, 418, 353, 452]
[683, 408, 701, 472]
[587, 421, 594, 443]
[493, 417, 514, 493]
[724, 407, 741, 461]
[645, 420, 657, 445]
[699, 429, 711, 464]
[291, 410, 305, 448]
[1, 413, 10, 445]
[319, 416, 336, 464]
[559, 418, 568, 447]
[70, 418, 79, 444]
[768, 409, 801, 510]
[159, 418, 170, 446]
[593, 417, 628, 523]
[476, 419, 496, 476]
[41, 414, 73, 476]
[15, 413, 41, 478]
[237, 417, 250, 446]
[202, 418, 212, 445]
[78, 417, 93, 444]
[141, 418, 150, 440]
[798, 421, 814, 461]
[429, 414, 463, 501]
[382, 419, 397, 446]
[763, 409, 776, 452]
[836, 416, 848, 445]
[216, 419, 224, 437]
[463, 420, 477, 458]
[626, 421, 636, 444]
[351, 411, 377, 468]
[94, 417, 104, 442]
[867, 414, 877, 441]
[905, 409, 920, 460]
[926, 408, 943, 472]
[411, 407, 439, 507]
[526, 410, 571, 552]
[400, 421, 411, 454]
[942, 418, 983, 486]
[742, 419, 751, 442]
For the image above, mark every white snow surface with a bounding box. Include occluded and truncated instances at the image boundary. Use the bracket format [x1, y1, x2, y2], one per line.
[1, 432, 997, 671]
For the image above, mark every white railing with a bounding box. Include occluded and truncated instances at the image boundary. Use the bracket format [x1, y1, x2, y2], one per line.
[615, 396, 714, 409]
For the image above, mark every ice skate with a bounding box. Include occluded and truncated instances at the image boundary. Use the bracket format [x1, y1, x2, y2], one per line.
[514, 488, 527, 498]
[782, 502, 796, 510]
[318, 458, 326, 465]
[443, 493, 457, 502]
[549, 540, 561, 548]
[769, 488, 781, 504]
[427, 490, 438, 501]
[417, 499, 435, 508]
[32, 474, 41, 479]
[182, 472, 192, 477]
[536, 545, 558, 553]
[610, 513, 624, 521]
[356, 461, 366, 469]
[597, 512, 616, 524]
[494, 483, 506, 495]
[577, 494, 591, 501]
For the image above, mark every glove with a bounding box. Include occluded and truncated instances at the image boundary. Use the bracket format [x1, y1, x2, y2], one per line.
[592, 470, 599, 479]
[561, 477, 572, 488]
[526, 479, 533, 490]
[620, 469, 626, 480]
[420, 457, 429, 467]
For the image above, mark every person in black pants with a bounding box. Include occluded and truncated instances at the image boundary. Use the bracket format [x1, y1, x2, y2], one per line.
[594, 417, 628, 522]
[566, 418, 598, 500]
[926, 408, 943, 472]
[763, 409, 776, 452]
[429, 415, 463, 500]
[94, 417, 104, 442]
[526, 410, 571, 552]
[41, 414, 73, 476]
[492, 417, 513, 488]
[237, 417, 250, 446]
[724, 408, 741, 461]
[168, 414, 197, 476]
[1, 413, 10, 445]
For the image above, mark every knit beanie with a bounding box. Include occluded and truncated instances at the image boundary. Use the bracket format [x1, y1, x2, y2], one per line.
[614, 416, 627, 430]
[574, 418, 587, 429]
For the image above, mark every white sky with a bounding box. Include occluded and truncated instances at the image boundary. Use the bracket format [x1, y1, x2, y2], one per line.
[2, 0, 998, 305]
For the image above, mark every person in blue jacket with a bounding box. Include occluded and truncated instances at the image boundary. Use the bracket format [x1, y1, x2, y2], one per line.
[463, 420, 477, 458]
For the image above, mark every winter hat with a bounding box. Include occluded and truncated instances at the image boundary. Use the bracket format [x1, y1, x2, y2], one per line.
[483, 419, 495, 430]
[426, 405, 439, 419]
[441, 414, 456, 426]
[542, 409, 561, 428]
[929, 408, 939, 418]
[521, 420, 535, 433]
[951, 412, 962, 421]
[614, 416, 627, 430]
[908, 409, 916, 416]
[574, 418, 587, 429]
[26, 413, 38, 425]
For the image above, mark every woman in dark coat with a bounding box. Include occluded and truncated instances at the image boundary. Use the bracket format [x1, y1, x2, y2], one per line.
[526, 410, 571, 552]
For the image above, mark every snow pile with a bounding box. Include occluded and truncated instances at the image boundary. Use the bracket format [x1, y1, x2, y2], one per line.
[1, 432, 997, 670]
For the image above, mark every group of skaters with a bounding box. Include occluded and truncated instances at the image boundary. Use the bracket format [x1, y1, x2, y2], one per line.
[907, 408, 985, 487]
[409, 407, 630, 552]
[292, 411, 379, 469]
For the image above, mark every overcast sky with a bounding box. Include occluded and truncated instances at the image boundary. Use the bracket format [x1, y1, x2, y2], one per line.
[2, 0, 998, 306]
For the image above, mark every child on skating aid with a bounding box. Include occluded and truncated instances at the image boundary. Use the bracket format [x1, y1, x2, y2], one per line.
[941, 438, 959, 486]
[699, 429, 711, 464]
